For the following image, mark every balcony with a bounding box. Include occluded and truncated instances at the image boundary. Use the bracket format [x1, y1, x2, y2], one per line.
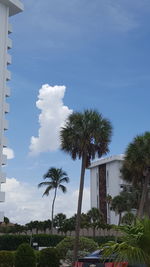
[0, 173, 6, 183]
[8, 24, 12, 34]
[7, 38, 12, 49]
[5, 87, 11, 97]
[0, 192, 5, 202]
[3, 119, 8, 130]
[6, 54, 12, 65]
[2, 136, 7, 147]
[4, 102, 9, 113]
[6, 70, 11, 81]
[2, 154, 7, 165]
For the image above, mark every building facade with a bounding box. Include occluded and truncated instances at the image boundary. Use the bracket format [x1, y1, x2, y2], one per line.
[0, 0, 23, 221]
[89, 154, 126, 225]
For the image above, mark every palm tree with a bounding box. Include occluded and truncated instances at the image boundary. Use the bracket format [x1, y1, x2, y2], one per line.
[60, 109, 112, 260]
[102, 217, 150, 265]
[54, 213, 66, 232]
[111, 194, 129, 225]
[121, 132, 150, 218]
[87, 207, 104, 237]
[38, 167, 69, 234]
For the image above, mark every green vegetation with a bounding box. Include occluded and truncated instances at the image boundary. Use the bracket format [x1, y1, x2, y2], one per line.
[38, 248, 60, 267]
[60, 109, 112, 259]
[0, 251, 14, 267]
[121, 131, 150, 218]
[0, 234, 64, 250]
[102, 217, 150, 265]
[15, 243, 36, 267]
[56, 236, 98, 259]
[38, 167, 69, 234]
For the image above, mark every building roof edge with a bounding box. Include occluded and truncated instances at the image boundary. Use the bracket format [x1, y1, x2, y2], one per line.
[0, 0, 24, 16]
[89, 154, 124, 169]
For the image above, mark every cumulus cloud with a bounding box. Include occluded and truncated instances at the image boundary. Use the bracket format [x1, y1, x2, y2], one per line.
[1, 178, 90, 225]
[29, 84, 72, 155]
[3, 148, 15, 160]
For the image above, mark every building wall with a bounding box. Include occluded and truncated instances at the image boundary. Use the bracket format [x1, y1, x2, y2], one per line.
[0, 0, 23, 222]
[0, 2, 10, 221]
[106, 160, 123, 225]
[90, 157, 124, 225]
[90, 166, 99, 209]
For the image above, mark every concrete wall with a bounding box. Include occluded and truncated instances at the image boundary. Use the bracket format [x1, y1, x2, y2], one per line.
[0, 3, 9, 215]
[90, 157, 124, 225]
[0, 0, 23, 221]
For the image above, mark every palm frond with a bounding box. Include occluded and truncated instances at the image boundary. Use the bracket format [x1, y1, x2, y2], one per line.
[42, 185, 53, 197]
[59, 184, 67, 193]
[102, 241, 149, 264]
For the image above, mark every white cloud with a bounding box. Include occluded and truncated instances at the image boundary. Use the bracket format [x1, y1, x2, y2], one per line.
[1, 178, 90, 225]
[29, 84, 72, 155]
[3, 148, 15, 160]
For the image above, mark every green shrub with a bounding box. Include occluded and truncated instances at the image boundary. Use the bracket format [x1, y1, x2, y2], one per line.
[38, 248, 60, 267]
[15, 243, 36, 267]
[0, 235, 30, 250]
[65, 250, 89, 264]
[93, 236, 116, 245]
[56, 236, 98, 258]
[0, 234, 64, 250]
[0, 251, 14, 267]
[33, 234, 64, 247]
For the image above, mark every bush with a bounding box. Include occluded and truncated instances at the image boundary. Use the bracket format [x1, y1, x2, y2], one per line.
[0, 251, 14, 267]
[33, 234, 64, 247]
[93, 236, 116, 245]
[56, 236, 98, 258]
[0, 235, 30, 250]
[0, 234, 64, 250]
[15, 243, 36, 267]
[38, 248, 60, 267]
[65, 250, 89, 264]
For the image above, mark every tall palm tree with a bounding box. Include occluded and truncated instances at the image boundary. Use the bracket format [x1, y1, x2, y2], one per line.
[38, 167, 69, 234]
[121, 132, 150, 218]
[60, 109, 112, 260]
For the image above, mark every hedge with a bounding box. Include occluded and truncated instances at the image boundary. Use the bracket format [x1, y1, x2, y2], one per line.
[0, 234, 116, 250]
[0, 234, 64, 250]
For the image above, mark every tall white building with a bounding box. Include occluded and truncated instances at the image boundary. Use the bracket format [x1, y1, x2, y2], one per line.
[0, 0, 23, 221]
[89, 154, 126, 225]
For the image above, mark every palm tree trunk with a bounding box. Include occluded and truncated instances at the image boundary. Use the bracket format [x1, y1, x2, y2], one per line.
[51, 188, 57, 234]
[118, 212, 122, 225]
[93, 226, 95, 238]
[137, 174, 150, 218]
[73, 153, 86, 262]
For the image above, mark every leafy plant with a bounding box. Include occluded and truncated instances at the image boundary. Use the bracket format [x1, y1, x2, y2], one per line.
[56, 236, 98, 258]
[0, 251, 14, 267]
[38, 248, 60, 267]
[102, 217, 150, 264]
[15, 243, 36, 267]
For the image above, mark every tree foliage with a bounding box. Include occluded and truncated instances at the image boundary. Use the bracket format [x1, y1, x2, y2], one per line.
[102, 217, 150, 264]
[60, 109, 112, 259]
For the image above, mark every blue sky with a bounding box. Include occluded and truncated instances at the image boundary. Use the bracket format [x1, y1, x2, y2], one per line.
[2, 0, 150, 224]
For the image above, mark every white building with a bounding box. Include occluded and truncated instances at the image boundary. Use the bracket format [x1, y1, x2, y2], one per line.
[0, 0, 23, 221]
[89, 154, 126, 225]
